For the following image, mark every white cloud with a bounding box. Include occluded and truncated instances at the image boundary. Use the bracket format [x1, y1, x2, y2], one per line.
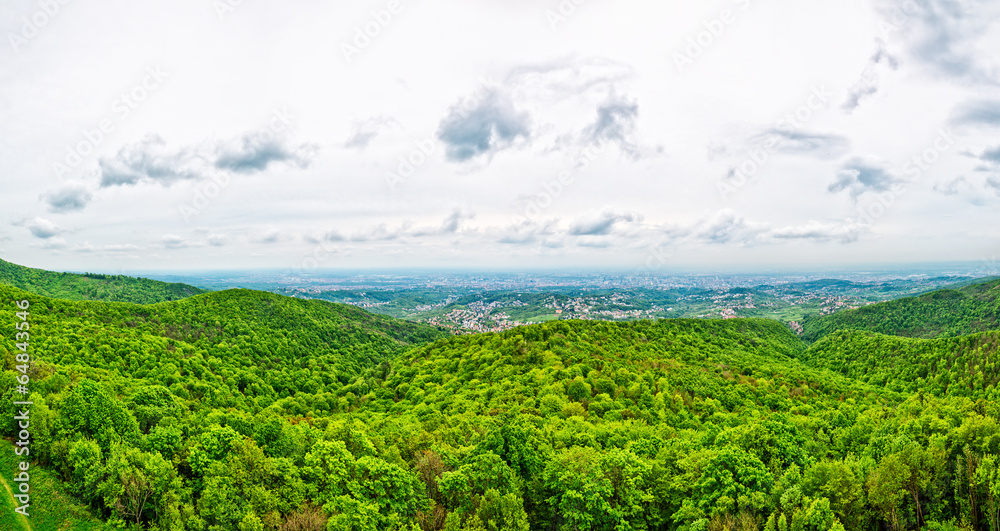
[18, 217, 66, 239]
[568, 209, 643, 236]
[161, 234, 190, 249]
[0, 0, 995, 270]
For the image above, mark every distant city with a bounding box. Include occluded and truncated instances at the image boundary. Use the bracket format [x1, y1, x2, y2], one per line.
[135, 263, 998, 334]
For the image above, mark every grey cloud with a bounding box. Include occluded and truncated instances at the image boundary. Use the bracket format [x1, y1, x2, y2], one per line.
[770, 220, 868, 243]
[842, 81, 879, 114]
[842, 39, 899, 113]
[100, 129, 318, 187]
[437, 91, 531, 162]
[215, 133, 316, 173]
[207, 234, 229, 247]
[879, 0, 997, 82]
[304, 231, 346, 244]
[950, 100, 1000, 127]
[977, 146, 1000, 194]
[981, 146, 1000, 163]
[961, 145, 1000, 175]
[161, 234, 189, 249]
[933, 175, 967, 195]
[497, 219, 557, 245]
[505, 57, 633, 102]
[756, 129, 850, 159]
[344, 116, 399, 150]
[99, 135, 201, 187]
[655, 210, 866, 246]
[909, 0, 982, 78]
[568, 210, 642, 236]
[583, 92, 641, 159]
[497, 231, 537, 244]
[252, 229, 287, 244]
[870, 39, 901, 70]
[694, 209, 769, 245]
[576, 237, 612, 248]
[829, 157, 901, 199]
[441, 209, 473, 234]
[351, 224, 407, 242]
[41, 183, 93, 212]
[19, 217, 65, 239]
[413, 209, 474, 236]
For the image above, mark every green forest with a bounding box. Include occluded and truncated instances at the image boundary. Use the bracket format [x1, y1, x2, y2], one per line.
[0, 259, 208, 304]
[801, 280, 1000, 341]
[1, 265, 1000, 531]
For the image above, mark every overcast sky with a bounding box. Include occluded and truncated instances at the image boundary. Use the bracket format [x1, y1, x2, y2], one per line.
[2, 0, 999, 273]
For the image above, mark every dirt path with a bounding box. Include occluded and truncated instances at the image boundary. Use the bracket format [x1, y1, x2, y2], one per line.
[0, 473, 32, 531]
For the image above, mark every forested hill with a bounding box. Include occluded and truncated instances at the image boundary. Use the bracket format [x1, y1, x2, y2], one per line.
[803, 329, 1000, 399]
[801, 277, 1000, 341]
[0, 258, 208, 303]
[3, 267, 1000, 530]
[0, 284, 448, 409]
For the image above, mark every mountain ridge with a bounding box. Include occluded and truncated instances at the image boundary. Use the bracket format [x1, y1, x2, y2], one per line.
[0, 258, 209, 304]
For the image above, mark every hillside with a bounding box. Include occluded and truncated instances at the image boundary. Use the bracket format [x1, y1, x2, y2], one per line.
[0, 284, 447, 412]
[4, 286, 1000, 530]
[801, 277, 1000, 341]
[0, 258, 208, 304]
[802, 329, 1000, 399]
[370, 318, 882, 421]
[2, 261, 1000, 531]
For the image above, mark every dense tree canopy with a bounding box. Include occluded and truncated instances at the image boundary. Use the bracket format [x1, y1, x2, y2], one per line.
[2, 277, 1000, 531]
[0, 258, 208, 304]
[801, 279, 1000, 341]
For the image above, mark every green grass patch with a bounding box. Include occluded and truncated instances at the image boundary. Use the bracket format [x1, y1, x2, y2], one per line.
[0, 439, 111, 531]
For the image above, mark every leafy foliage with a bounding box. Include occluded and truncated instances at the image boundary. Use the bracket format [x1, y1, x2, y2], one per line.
[0, 258, 208, 304]
[802, 330, 1000, 399]
[2, 276, 1000, 531]
[802, 279, 1000, 341]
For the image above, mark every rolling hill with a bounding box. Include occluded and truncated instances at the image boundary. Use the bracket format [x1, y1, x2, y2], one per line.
[0, 258, 208, 304]
[801, 329, 1000, 399]
[1, 265, 999, 531]
[801, 277, 1000, 341]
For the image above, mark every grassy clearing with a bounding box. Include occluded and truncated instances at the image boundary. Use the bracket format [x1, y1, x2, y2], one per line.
[0, 439, 110, 531]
